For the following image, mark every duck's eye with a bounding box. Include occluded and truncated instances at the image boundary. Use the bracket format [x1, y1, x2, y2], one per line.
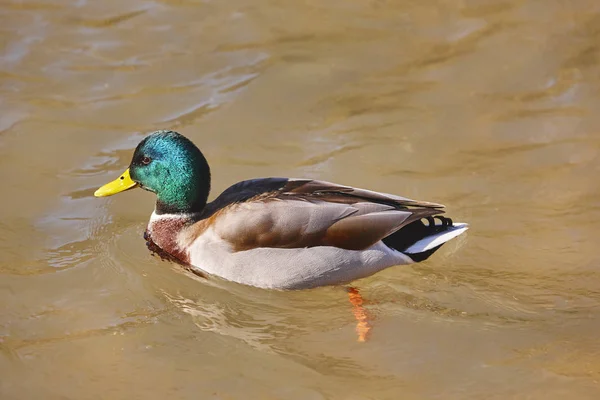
[141, 156, 151, 165]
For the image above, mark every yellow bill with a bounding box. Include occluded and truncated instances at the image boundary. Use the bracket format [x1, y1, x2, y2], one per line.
[94, 168, 138, 197]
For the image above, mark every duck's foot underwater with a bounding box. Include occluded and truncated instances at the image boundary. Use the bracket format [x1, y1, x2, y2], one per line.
[347, 286, 371, 342]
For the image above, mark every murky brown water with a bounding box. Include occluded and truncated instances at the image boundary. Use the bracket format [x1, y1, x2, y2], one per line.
[2, 0, 600, 398]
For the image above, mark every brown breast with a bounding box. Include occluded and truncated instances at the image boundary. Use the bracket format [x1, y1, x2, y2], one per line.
[146, 216, 192, 265]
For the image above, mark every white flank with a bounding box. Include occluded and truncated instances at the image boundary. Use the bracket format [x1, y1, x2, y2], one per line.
[404, 223, 469, 254]
[187, 228, 414, 290]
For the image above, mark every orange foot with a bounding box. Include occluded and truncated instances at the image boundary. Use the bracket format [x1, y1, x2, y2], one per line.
[347, 287, 371, 342]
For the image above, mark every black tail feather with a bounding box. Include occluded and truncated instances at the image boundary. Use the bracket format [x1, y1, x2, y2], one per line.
[382, 216, 454, 262]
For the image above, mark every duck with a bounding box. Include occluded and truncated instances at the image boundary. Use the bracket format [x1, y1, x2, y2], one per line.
[94, 130, 468, 290]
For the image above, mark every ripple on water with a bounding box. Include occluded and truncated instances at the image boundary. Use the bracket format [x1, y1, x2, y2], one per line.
[2, 0, 600, 398]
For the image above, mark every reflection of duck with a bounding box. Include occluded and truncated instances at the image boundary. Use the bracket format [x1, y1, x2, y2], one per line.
[95, 130, 468, 290]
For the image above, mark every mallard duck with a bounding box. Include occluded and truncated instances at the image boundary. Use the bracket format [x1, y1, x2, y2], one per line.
[95, 130, 468, 290]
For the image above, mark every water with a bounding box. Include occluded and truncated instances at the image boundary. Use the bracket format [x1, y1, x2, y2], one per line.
[1, 0, 600, 398]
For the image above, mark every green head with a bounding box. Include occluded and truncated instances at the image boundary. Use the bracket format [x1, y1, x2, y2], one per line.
[95, 130, 211, 214]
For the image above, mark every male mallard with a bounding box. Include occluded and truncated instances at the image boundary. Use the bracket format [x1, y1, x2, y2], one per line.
[95, 130, 468, 290]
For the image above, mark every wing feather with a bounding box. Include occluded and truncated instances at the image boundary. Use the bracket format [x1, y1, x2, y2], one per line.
[282, 179, 444, 208]
[200, 178, 444, 251]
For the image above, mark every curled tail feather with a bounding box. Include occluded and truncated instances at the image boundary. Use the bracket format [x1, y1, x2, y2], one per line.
[382, 216, 468, 262]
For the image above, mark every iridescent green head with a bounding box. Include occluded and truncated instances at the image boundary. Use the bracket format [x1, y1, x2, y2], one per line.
[94, 130, 211, 214]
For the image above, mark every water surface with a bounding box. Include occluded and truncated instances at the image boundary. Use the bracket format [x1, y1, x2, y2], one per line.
[1, 0, 600, 399]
